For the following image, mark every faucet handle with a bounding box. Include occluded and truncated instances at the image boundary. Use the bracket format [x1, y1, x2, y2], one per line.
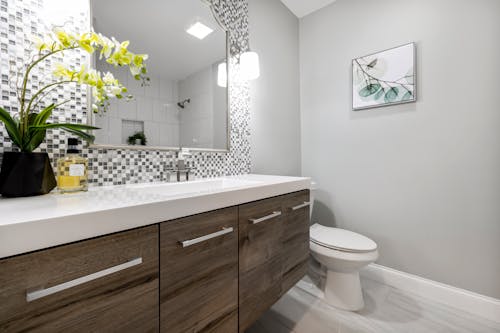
[178, 148, 191, 159]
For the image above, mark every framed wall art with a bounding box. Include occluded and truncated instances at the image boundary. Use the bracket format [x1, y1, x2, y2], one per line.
[352, 43, 416, 110]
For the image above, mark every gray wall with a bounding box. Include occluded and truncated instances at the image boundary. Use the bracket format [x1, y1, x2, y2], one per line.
[248, 0, 301, 176]
[300, 0, 500, 298]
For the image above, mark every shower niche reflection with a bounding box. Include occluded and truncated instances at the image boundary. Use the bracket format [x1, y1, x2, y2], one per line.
[90, 0, 229, 151]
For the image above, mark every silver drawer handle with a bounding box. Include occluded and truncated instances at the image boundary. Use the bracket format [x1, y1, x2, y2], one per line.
[180, 227, 234, 248]
[26, 257, 143, 302]
[292, 201, 311, 211]
[250, 211, 282, 224]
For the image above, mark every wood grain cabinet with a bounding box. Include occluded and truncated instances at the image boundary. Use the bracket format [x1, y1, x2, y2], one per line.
[238, 190, 310, 332]
[0, 226, 159, 333]
[160, 207, 239, 333]
[0, 190, 310, 333]
[281, 190, 311, 295]
[238, 195, 284, 332]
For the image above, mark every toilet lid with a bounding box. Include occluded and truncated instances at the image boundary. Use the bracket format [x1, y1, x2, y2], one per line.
[310, 224, 377, 253]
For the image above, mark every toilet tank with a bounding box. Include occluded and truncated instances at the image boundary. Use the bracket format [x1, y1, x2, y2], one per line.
[310, 181, 317, 220]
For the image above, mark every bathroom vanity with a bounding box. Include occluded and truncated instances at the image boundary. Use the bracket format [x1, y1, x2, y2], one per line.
[0, 175, 310, 332]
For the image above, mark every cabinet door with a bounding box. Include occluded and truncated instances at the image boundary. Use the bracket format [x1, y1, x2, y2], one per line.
[281, 190, 311, 294]
[160, 207, 238, 333]
[238, 196, 284, 333]
[0, 226, 159, 333]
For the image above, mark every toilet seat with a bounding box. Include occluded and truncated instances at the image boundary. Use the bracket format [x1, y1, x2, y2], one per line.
[310, 224, 377, 253]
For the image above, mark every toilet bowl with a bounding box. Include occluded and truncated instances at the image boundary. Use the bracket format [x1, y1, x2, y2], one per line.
[309, 224, 378, 311]
[308, 182, 378, 311]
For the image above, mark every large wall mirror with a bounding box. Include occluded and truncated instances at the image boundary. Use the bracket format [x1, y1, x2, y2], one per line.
[90, 0, 229, 151]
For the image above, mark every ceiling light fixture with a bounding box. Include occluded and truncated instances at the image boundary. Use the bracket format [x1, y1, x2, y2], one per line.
[186, 22, 213, 40]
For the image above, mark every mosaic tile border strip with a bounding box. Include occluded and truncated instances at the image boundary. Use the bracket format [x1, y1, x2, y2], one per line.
[0, 0, 251, 186]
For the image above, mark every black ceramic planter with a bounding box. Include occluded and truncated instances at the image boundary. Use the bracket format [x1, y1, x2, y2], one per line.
[0, 152, 57, 197]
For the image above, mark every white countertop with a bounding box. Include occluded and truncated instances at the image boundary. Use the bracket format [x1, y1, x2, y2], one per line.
[0, 174, 310, 259]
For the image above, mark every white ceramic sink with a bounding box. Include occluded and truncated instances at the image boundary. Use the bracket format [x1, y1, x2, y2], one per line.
[125, 177, 263, 197]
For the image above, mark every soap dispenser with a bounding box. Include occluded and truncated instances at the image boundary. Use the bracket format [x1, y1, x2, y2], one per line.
[57, 138, 88, 193]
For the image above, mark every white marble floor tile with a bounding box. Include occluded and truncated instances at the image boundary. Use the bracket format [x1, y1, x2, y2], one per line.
[246, 276, 500, 333]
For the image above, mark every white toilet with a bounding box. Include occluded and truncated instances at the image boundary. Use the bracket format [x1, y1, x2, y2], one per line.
[308, 184, 378, 311]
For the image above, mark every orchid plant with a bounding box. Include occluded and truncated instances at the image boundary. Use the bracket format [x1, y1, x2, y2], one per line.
[0, 28, 148, 152]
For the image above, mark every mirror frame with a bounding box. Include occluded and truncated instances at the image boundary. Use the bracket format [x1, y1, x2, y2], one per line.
[87, 0, 231, 153]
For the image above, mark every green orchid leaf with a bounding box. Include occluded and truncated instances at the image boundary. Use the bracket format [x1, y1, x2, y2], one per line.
[61, 127, 96, 143]
[384, 87, 399, 102]
[31, 123, 100, 130]
[0, 106, 22, 148]
[7, 124, 22, 150]
[22, 113, 45, 152]
[32, 103, 56, 126]
[26, 129, 46, 152]
[25, 101, 74, 151]
[26, 112, 44, 128]
[359, 83, 381, 97]
[30, 122, 98, 143]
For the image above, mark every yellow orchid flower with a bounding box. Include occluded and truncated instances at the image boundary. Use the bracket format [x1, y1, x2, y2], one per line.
[133, 54, 148, 67]
[129, 65, 141, 76]
[97, 33, 114, 59]
[54, 28, 74, 48]
[75, 65, 87, 84]
[120, 40, 130, 49]
[33, 36, 48, 52]
[22, 28, 149, 116]
[77, 33, 95, 53]
[102, 72, 115, 85]
[52, 63, 74, 79]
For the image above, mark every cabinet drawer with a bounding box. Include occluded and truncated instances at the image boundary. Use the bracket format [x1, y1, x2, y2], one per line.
[238, 195, 284, 273]
[160, 207, 238, 333]
[281, 190, 310, 294]
[238, 195, 284, 332]
[0, 226, 159, 333]
[239, 256, 282, 332]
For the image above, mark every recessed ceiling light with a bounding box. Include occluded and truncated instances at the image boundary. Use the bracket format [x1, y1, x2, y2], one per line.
[186, 22, 213, 40]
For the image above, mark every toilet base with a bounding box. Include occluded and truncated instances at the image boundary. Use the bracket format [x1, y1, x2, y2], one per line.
[323, 269, 364, 311]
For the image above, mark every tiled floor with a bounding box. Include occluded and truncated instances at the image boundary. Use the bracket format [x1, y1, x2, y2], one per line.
[246, 276, 500, 333]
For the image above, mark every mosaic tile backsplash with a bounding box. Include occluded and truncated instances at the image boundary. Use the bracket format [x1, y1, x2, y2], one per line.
[0, 0, 251, 186]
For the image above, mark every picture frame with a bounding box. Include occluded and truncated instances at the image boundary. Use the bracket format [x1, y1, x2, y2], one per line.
[352, 43, 416, 111]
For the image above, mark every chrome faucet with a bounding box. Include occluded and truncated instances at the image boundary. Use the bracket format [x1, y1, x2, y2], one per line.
[166, 148, 193, 182]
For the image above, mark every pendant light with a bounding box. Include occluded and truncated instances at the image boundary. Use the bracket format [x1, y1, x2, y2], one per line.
[217, 61, 227, 87]
[240, 50, 260, 80]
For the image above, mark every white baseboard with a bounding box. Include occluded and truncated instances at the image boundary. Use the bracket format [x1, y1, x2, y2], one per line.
[360, 263, 500, 324]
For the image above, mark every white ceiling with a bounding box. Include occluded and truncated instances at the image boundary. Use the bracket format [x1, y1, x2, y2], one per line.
[92, 0, 226, 81]
[280, 0, 338, 18]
